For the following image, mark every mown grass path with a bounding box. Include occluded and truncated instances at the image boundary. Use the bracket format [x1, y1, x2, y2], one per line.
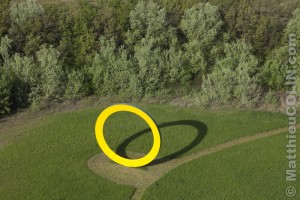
[88, 124, 299, 200]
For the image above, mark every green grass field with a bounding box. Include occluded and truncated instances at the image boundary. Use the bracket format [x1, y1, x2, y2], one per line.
[0, 104, 291, 199]
[143, 133, 299, 200]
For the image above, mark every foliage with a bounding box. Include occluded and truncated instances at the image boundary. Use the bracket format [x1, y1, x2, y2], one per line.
[126, 1, 170, 47]
[30, 45, 65, 108]
[262, 8, 300, 91]
[0, 36, 12, 63]
[198, 40, 261, 107]
[6, 54, 35, 108]
[0, 68, 11, 115]
[0, 0, 299, 114]
[9, 0, 45, 55]
[262, 46, 288, 90]
[91, 37, 135, 98]
[284, 8, 300, 47]
[0, 0, 11, 35]
[180, 3, 223, 76]
[65, 69, 91, 100]
[10, 0, 44, 28]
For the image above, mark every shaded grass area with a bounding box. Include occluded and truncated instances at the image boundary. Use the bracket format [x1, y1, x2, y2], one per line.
[0, 104, 287, 199]
[143, 133, 299, 200]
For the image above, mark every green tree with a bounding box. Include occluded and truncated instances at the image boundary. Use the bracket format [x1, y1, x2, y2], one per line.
[262, 8, 300, 91]
[108, 0, 138, 42]
[254, 16, 270, 56]
[30, 45, 65, 108]
[91, 37, 135, 98]
[0, 36, 12, 114]
[0, 68, 11, 115]
[65, 69, 91, 100]
[127, 1, 186, 96]
[0, 0, 11, 35]
[235, 0, 258, 44]
[9, 0, 45, 54]
[180, 3, 223, 77]
[198, 40, 261, 107]
[0, 36, 34, 110]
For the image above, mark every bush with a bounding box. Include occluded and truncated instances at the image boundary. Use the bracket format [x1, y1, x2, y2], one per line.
[90, 37, 134, 98]
[262, 8, 300, 91]
[0, 36, 12, 63]
[197, 40, 261, 108]
[263, 90, 280, 107]
[262, 46, 288, 90]
[10, 0, 44, 29]
[180, 3, 223, 76]
[0, 69, 11, 115]
[6, 54, 34, 108]
[30, 45, 65, 108]
[126, 1, 170, 47]
[0, 36, 34, 111]
[127, 1, 188, 96]
[65, 69, 91, 100]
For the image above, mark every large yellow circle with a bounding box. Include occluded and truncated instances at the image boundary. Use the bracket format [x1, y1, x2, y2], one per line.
[95, 104, 161, 168]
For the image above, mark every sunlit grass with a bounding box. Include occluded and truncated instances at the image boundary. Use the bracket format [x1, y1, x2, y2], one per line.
[0, 104, 287, 199]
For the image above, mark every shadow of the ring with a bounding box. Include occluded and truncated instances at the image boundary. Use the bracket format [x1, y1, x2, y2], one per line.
[116, 120, 207, 166]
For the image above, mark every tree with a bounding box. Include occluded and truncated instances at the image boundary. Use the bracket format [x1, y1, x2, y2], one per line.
[127, 1, 181, 96]
[126, 1, 171, 47]
[198, 40, 261, 107]
[235, 0, 258, 44]
[91, 37, 135, 98]
[262, 8, 300, 91]
[30, 45, 65, 108]
[108, 0, 138, 42]
[0, 68, 11, 115]
[0, 36, 34, 110]
[284, 8, 300, 47]
[254, 16, 270, 56]
[0, 36, 12, 114]
[262, 46, 288, 91]
[180, 3, 223, 76]
[9, 0, 45, 54]
[65, 69, 91, 100]
[0, 36, 12, 64]
[0, 0, 11, 35]
[10, 0, 44, 28]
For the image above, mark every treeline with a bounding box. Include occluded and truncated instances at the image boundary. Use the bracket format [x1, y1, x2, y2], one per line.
[0, 0, 299, 115]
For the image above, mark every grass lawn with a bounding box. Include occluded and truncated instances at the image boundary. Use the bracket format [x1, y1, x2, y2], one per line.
[143, 133, 299, 200]
[0, 104, 288, 199]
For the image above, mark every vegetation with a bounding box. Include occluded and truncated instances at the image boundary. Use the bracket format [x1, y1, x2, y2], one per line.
[0, 0, 299, 115]
[143, 133, 299, 199]
[0, 104, 287, 199]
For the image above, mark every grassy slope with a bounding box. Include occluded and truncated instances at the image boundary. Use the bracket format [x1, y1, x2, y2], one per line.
[0, 108, 135, 200]
[0, 104, 287, 199]
[143, 133, 299, 200]
[104, 105, 287, 159]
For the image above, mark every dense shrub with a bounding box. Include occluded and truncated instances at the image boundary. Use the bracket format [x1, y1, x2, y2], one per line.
[197, 40, 261, 107]
[30, 45, 65, 108]
[9, 0, 45, 54]
[262, 8, 300, 91]
[0, 68, 11, 115]
[6, 54, 34, 108]
[65, 69, 91, 100]
[180, 3, 223, 76]
[91, 37, 135, 98]
[127, 1, 189, 96]
[0, 0, 298, 114]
